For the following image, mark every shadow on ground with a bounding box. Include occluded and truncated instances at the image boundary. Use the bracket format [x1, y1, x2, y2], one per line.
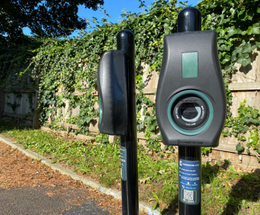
[162, 159, 260, 214]
[221, 168, 260, 215]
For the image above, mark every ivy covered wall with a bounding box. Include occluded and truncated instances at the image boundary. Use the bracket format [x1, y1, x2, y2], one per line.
[0, 0, 260, 158]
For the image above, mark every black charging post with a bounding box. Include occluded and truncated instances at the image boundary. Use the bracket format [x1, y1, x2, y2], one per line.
[117, 30, 139, 215]
[97, 29, 139, 215]
[178, 8, 202, 215]
[156, 6, 226, 215]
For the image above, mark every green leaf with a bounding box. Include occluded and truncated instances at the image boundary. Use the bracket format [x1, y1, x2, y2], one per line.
[147, 124, 156, 131]
[227, 27, 241, 37]
[242, 43, 254, 54]
[246, 10, 254, 21]
[251, 118, 260, 124]
[237, 9, 245, 16]
[85, 116, 92, 123]
[248, 130, 259, 145]
[251, 109, 259, 118]
[243, 118, 250, 124]
[230, 8, 235, 16]
[241, 136, 246, 141]
[236, 144, 244, 152]
[246, 23, 260, 35]
[152, 192, 159, 200]
[236, 55, 251, 67]
[247, 148, 251, 154]
[144, 116, 153, 123]
[152, 202, 158, 210]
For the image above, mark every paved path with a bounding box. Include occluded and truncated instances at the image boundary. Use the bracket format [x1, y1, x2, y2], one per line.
[0, 186, 109, 215]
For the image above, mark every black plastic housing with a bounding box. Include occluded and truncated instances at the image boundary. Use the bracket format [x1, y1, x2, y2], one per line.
[156, 31, 226, 147]
[97, 50, 127, 135]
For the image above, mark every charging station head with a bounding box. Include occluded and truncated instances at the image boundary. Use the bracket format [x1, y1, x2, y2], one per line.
[156, 31, 226, 147]
[97, 50, 127, 135]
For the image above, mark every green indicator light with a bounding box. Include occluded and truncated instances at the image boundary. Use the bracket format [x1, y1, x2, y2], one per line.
[182, 52, 198, 78]
[98, 95, 102, 123]
[97, 72, 102, 123]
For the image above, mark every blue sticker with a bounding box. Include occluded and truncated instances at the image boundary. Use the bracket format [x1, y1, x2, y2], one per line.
[120, 146, 127, 181]
[179, 159, 200, 205]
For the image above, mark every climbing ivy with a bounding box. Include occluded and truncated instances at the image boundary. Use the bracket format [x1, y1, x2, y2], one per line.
[0, 0, 259, 156]
[197, 0, 260, 156]
[198, 0, 260, 77]
[223, 100, 260, 159]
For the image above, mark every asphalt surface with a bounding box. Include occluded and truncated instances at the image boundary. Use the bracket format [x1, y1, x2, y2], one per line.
[0, 186, 109, 215]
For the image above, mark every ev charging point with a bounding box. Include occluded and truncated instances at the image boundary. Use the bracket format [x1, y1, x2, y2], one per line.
[97, 29, 139, 215]
[156, 7, 227, 215]
[156, 30, 226, 146]
[97, 50, 127, 135]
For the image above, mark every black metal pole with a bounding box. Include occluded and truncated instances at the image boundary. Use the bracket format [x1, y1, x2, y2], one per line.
[177, 7, 202, 215]
[117, 30, 139, 215]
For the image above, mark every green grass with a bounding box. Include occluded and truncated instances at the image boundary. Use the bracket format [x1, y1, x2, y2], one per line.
[0, 119, 260, 214]
[201, 161, 260, 214]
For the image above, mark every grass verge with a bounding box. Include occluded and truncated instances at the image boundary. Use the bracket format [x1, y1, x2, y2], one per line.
[0, 119, 260, 214]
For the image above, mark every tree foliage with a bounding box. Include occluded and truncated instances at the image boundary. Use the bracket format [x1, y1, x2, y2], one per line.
[0, 0, 104, 41]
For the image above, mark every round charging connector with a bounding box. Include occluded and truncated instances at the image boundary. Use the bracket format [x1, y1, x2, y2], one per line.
[180, 103, 201, 121]
[167, 90, 214, 136]
[172, 96, 208, 130]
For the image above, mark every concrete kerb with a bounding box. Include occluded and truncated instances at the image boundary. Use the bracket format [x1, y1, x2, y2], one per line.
[0, 135, 160, 215]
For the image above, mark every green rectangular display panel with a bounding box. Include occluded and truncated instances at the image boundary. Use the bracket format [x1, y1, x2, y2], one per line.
[182, 52, 198, 78]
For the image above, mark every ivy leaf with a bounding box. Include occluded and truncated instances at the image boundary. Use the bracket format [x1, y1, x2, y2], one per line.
[237, 9, 245, 16]
[247, 148, 251, 154]
[257, 7, 260, 14]
[251, 109, 259, 119]
[77, 119, 85, 127]
[240, 136, 246, 141]
[246, 23, 260, 35]
[231, 54, 237, 62]
[233, 45, 243, 56]
[230, 8, 235, 16]
[147, 123, 156, 131]
[246, 10, 255, 21]
[250, 118, 260, 125]
[137, 123, 144, 131]
[241, 43, 253, 54]
[219, 29, 226, 37]
[236, 144, 244, 152]
[85, 116, 93, 123]
[226, 27, 241, 37]
[238, 106, 246, 116]
[144, 115, 153, 124]
[221, 54, 231, 64]
[248, 131, 259, 145]
[238, 10, 247, 21]
[236, 54, 251, 67]
[243, 118, 250, 124]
